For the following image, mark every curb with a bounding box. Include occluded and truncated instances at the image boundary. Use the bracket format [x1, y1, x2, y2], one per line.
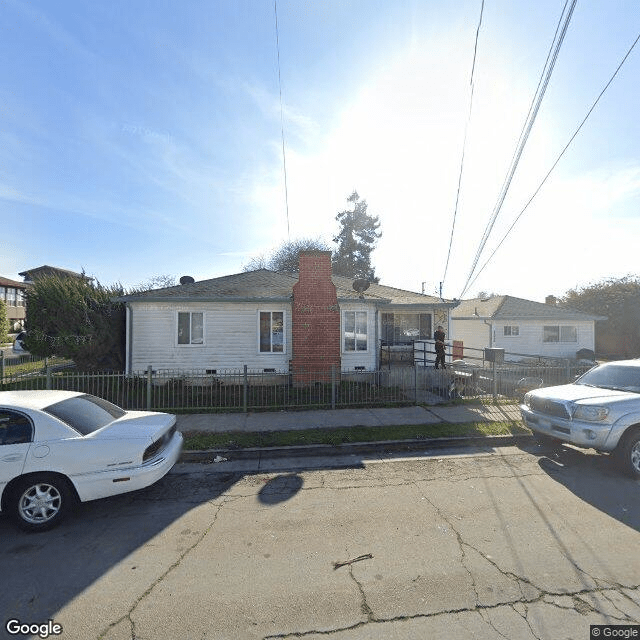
[180, 433, 534, 463]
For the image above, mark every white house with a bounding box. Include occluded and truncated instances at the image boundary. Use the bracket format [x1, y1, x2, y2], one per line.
[118, 252, 458, 376]
[451, 295, 605, 361]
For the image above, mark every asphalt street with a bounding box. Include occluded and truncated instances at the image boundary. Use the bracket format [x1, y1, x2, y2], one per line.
[1, 441, 639, 640]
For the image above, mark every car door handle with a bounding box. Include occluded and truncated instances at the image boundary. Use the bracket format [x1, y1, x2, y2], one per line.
[1, 453, 24, 462]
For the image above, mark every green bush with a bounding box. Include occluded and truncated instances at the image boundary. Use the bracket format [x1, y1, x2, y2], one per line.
[25, 276, 126, 371]
[0, 300, 8, 343]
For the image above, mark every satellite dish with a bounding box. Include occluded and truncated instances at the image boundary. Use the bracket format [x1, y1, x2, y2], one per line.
[179, 276, 195, 285]
[352, 279, 370, 295]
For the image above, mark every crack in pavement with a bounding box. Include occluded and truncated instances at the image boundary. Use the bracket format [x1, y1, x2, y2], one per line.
[96, 498, 235, 640]
[261, 587, 640, 640]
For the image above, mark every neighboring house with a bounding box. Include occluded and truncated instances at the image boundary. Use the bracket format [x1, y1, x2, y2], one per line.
[18, 265, 93, 283]
[0, 277, 28, 331]
[451, 295, 606, 361]
[118, 251, 457, 376]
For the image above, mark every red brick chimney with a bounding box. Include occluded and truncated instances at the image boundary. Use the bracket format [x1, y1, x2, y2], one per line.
[290, 251, 341, 384]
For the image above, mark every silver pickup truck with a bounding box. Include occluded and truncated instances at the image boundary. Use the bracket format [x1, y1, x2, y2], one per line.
[520, 360, 640, 477]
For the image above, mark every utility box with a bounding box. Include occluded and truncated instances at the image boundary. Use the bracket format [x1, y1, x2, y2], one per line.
[484, 347, 505, 363]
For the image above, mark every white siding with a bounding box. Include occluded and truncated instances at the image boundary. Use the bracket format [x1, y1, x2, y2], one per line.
[451, 318, 596, 361]
[129, 302, 292, 373]
[493, 320, 595, 359]
[450, 319, 491, 358]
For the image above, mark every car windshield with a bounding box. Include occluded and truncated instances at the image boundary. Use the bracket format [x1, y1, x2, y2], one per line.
[43, 394, 127, 435]
[576, 364, 640, 393]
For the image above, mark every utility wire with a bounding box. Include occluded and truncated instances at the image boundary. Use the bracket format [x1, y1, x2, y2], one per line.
[441, 0, 485, 288]
[274, 0, 290, 239]
[460, 0, 577, 298]
[464, 29, 640, 295]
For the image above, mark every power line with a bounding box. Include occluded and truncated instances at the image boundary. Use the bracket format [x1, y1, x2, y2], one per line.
[464, 29, 640, 295]
[459, 0, 577, 298]
[274, 0, 290, 239]
[441, 0, 485, 288]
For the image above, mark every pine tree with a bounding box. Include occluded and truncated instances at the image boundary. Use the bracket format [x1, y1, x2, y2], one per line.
[332, 191, 381, 282]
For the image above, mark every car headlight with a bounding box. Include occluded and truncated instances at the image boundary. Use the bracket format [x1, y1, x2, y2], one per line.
[572, 405, 609, 421]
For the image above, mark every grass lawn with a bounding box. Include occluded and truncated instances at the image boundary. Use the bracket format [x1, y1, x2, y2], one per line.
[182, 420, 530, 450]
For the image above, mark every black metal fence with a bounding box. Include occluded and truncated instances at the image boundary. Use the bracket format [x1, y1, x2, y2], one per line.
[1, 356, 595, 412]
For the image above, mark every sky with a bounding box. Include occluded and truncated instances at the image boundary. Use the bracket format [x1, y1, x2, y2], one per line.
[1, 0, 639, 302]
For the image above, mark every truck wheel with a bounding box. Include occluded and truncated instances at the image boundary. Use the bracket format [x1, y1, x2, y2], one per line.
[618, 431, 640, 478]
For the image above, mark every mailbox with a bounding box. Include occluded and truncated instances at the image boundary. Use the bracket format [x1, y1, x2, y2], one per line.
[484, 347, 504, 363]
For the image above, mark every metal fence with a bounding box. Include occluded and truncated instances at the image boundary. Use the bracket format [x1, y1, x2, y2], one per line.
[0, 357, 595, 412]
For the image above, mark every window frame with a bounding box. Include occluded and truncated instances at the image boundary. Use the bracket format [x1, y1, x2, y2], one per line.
[343, 310, 369, 353]
[258, 310, 286, 354]
[503, 325, 520, 337]
[543, 325, 577, 343]
[0, 409, 34, 445]
[177, 311, 205, 346]
[381, 312, 432, 345]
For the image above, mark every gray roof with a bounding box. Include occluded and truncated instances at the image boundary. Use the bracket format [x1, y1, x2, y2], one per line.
[452, 295, 606, 321]
[119, 269, 453, 307]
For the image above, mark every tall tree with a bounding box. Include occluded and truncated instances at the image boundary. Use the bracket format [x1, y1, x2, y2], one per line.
[243, 237, 332, 272]
[25, 276, 126, 370]
[332, 191, 381, 282]
[561, 275, 640, 357]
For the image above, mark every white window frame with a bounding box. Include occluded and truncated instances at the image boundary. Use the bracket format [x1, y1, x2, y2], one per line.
[343, 310, 369, 353]
[177, 311, 205, 346]
[503, 325, 519, 337]
[258, 311, 286, 354]
[543, 325, 577, 343]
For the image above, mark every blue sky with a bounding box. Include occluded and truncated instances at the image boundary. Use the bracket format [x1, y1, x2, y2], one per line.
[1, 0, 639, 302]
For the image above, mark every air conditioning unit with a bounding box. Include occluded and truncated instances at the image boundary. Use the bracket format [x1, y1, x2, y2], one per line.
[484, 347, 505, 363]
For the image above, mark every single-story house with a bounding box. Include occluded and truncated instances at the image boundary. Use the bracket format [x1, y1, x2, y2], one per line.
[0, 276, 28, 331]
[451, 295, 606, 361]
[118, 251, 458, 377]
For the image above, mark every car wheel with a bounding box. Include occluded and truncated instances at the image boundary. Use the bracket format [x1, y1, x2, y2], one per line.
[10, 474, 75, 532]
[618, 430, 640, 478]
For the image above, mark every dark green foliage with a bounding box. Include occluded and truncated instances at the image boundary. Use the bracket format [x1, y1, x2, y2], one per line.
[25, 276, 126, 370]
[561, 276, 640, 357]
[243, 237, 332, 272]
[333, 191, 381, 282]
[0, 300, 8, 343]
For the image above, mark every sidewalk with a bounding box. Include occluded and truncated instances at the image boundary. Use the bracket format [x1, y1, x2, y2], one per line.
[176, 403, 529, 461]
[176, 403, 523, 434]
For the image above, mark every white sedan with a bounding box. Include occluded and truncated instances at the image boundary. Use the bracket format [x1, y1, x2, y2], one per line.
[0, 390, 183, 531]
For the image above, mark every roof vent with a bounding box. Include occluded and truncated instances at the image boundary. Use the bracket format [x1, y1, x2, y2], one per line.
[179, 276, 195, 285]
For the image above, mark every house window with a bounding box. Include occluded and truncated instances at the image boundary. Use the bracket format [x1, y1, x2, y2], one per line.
[344, 311, 368, 352]
[381, 313, 431, 345]
[543, 325, 577, 343]
[178, 312, 204, 345]
[503, 326, 519, 337]
[259, 311, 284, 353]
[17, 289, 25, 307]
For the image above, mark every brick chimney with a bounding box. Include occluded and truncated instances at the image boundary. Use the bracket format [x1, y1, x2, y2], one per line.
[290, 251, 341, 384]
